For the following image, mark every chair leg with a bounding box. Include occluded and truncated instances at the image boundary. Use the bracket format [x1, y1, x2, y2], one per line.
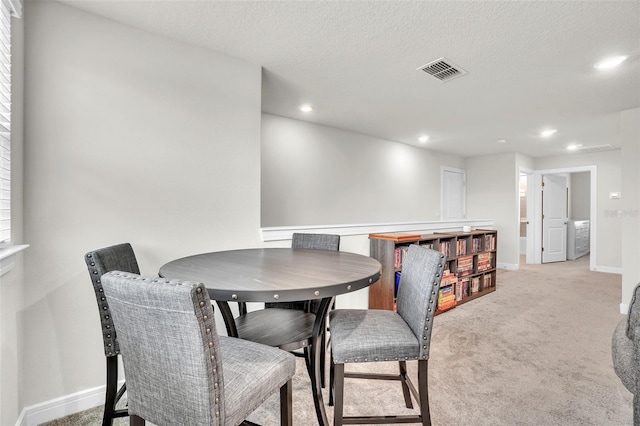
[103, 356, 118, 426]
[399, 361, 414, 409]
[418, 360, 431, 426]
[130, 415, 145, 426]
[280, 379, 293, 426]
[333, 363, 345, 426]
[320, 328, 327, 388]
[329, 351, 335, 406]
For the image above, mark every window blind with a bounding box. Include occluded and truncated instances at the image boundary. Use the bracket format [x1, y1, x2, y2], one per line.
[0, 0, 18, 245]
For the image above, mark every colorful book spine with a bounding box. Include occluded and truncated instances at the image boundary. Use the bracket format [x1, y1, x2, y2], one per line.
[457, 255, 474, 277]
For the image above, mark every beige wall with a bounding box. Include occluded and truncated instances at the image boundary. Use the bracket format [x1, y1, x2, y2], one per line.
[3, 2, 635, 422]
[466, 153, 520, 268]
[535, 150, 622, 270]
[19, 0, 262, 412]
[620, 107, 640, 305]
[261, 113, 465, 226]
[569, 172, 590, 220]
[0, 11, 25, 425]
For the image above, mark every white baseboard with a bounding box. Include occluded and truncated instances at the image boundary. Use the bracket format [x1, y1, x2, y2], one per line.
[593, 266, 622, 275]
[497, 262, 519, 271]
[15, 382, 123, 426]
[621, 303, 629, 315]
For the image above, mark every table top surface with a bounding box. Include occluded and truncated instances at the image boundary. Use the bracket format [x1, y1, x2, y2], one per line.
[159, 247, 381, 303]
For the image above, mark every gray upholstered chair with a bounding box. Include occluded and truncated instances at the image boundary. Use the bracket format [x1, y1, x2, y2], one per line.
[329, 244, 445, 426]
[612, 282, 640, 425]
[102, 271, 296, 426]
[236, 232, 340, 385]
[85, 243, 141, 426]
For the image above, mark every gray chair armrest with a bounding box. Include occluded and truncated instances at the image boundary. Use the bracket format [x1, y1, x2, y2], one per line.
[613, 317, 636, 394]
[628, 284, 640, 341]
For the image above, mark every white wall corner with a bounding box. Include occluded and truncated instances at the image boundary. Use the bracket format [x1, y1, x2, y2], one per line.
[497, 262, 519, 271]
[593, 266, 622, 275]
[15, 382, 122, 426]
[0, 244, 29, 277]
[620, 303, 629, 315]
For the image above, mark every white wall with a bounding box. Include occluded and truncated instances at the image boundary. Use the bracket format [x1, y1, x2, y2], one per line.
[0, 11, 25, 426]
[620, 107, 640, 305]
[535, 150, 622, 270]
[7, 2, 635, 422]
[20, 1, 262, 412]
[466, 153, 520, 268]
[569, 172, 590, 220]
[261, 114, 465, 226]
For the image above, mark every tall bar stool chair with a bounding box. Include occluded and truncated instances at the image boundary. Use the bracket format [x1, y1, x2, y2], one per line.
[102, 271, 295, 426]
[84, 243, 140, 426]
[236, 232, 340, 386]
[329, 244, 445, 425]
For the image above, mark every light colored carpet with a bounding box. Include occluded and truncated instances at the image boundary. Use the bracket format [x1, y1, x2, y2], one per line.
[42, 255, 633, 425]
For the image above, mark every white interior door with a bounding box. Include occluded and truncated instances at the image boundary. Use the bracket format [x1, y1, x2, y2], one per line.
[542, 174, 568, 263]
[441, 167, 466, 220]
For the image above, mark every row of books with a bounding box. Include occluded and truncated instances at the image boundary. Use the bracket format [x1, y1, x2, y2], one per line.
[484, 234, 497, 251]
[476, 252, 493, 272]
[455, 273, 495, 301]
[465, 234, 497, 254]
[437, 285, 456, 311]
[394, 240, 444, 268]
[471, 236, 483, 253]
[457, 255, 473, 277]
[441, 269, 458, 287]
[456, 239, 467, 256]
[438, 240, 452, 258]
[393, 246, 410, 268]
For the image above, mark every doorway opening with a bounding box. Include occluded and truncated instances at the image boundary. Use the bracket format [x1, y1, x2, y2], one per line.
[520, 165, 596, 271]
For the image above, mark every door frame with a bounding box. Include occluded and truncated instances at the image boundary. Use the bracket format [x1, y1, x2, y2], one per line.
[531, 165, 597, 270]
[519, 168, 535, 265]
[440, 166, 466, 221]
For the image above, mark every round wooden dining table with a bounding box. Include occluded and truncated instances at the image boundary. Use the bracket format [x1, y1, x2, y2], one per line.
[159, 247, 381, 426]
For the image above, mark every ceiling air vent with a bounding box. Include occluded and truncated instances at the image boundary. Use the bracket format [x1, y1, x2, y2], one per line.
[417, 57, 468, 82]
[574, 144, 619, 153]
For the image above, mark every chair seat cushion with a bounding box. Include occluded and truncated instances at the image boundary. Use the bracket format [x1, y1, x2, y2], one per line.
[330, 309, 419, 364]
[612, 317, 636, 394]
[219, 336, 295, 426]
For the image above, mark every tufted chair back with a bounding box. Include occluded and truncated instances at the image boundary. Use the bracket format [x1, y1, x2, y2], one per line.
[291, 232, 340, 251]
[102, 272, 226, 425]
[395, 244, 446, 359]
[85, 243, 140, 358]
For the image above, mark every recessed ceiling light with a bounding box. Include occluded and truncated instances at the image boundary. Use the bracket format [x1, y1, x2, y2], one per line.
[567, 144, 582, 151]
[594, 56, 628, 70]
[299, 104, 313, 112]
[418, 135, 429, 143]
[496, 139, 507, 144]
[540, 129, 557, 138]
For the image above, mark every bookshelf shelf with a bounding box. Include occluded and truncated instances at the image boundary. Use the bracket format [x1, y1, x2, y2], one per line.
[368, 229, 498, 313]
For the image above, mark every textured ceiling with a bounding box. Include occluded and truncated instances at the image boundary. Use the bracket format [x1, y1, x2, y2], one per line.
[57, 0, 640, 158]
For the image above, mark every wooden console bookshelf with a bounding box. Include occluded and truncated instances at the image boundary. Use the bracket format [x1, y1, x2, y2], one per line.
[368, 230, 497, 313]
